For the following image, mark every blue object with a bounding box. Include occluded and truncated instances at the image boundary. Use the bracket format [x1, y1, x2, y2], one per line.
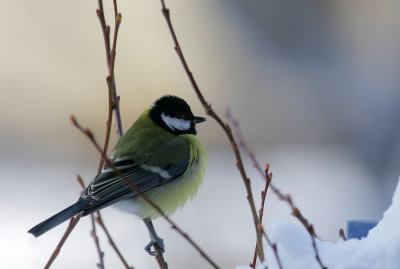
[347, 219, 380, 239]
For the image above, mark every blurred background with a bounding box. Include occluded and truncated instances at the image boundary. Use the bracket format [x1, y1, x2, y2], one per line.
[1, 0, 399, 268]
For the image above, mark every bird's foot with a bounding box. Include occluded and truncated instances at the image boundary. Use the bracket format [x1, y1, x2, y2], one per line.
[145, 235, 165, 255]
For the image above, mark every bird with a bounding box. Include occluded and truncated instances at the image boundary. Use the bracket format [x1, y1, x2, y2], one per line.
[28, 95, 207, 254]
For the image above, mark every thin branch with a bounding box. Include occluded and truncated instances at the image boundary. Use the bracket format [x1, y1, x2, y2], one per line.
[146, 221, 169, 269]
[44, 2, 125, 268]
[261, 228, 283, 269]
[97, 0, 123, 170]
[44, 175, 89, 268]
[77, 174, 86, 190]
[96, 212, 135, 269]
[78, 176, 105, 269]
[44, 215, 82, 269]
[94, 2, 138, 267]
[158, 0, 264, 262]
[225, 107, 265, 176]
[112, 0, 118, 18]
[71, 116, 220, 269]
[91, 215, 105, 269]
[251, 165, 273, 268]
[96, 2, 111, 69]
[95, 1, 166, 266]
[339, 228, 346, 241]
[110, 13, 121, 81]
[109, 11, 123, 137]
[226, 108, 327, 269]
[265, 182, 327, 269]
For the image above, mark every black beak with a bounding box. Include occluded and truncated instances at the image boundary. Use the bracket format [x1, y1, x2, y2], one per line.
[193, 116, 206, 124]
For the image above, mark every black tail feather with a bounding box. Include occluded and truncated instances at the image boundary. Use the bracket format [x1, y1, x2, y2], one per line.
[28, 198, 90, 237]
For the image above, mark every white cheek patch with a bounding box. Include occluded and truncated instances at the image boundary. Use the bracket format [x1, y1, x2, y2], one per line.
[161, 113, 191, 131]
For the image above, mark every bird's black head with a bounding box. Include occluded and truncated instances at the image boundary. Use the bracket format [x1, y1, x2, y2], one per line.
[148, 95, 206, 135]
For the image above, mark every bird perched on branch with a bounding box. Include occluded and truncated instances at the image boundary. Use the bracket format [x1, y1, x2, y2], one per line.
[28, 95, 207, 254]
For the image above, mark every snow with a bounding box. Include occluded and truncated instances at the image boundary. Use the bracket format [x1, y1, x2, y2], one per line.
[238, 177, 400, 269]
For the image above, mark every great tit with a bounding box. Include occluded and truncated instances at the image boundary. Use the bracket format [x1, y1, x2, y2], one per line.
[28, 95, 207, 254]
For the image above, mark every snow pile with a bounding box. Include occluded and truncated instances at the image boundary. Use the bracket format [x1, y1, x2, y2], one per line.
[238, 177, 400, 269]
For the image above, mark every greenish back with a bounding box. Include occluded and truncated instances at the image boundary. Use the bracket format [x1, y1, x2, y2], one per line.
[111, 109, 190, 166]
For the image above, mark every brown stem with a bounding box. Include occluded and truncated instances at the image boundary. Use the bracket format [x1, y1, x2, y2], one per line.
[92, 2, 136, 268]
[44, 2, 126, 268]
[109, 12, 123, 137]
[44, 215, 82, 269]
[44, 176, 88, 268]
[261, 228, 283, 269]
[113, 0, 118, 18]
[250, 165, 273, 268]
[71, 116, 220, 269]
[339, 228, 347, 241]
[77, 176, 105, 269]
[226, 107, 327, 269]
[95, 2, 165, 267]
[97, 0, 123, 170]
[96, 212, 135, 269]
[146, 221, 168, 269]
[158, 0, 264, 262]
[91, 214, 105, 269]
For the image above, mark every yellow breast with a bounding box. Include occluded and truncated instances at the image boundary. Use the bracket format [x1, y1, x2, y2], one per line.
[114, 135, 207, 220]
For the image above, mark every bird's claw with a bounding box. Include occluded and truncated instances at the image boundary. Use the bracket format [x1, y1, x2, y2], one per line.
[145, 236, 165, 255]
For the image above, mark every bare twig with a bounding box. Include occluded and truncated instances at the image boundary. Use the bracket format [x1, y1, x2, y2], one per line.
[112, 0, 118, 18]
[225, 107, 265, 176]
[96, 213, 135, 269]
[78, 176, 105, 269]
[44, 175, 89, 268]
[44, 2, 128, 268]
[158, 0, 264, 262]
[146, 221, 168, 269]
[261, 228, 283, 269]
[97, 0, 123, 171]
[339, 229, 347, 241]
[94, 2, 140, 267]
[96, 0, 165, 265]
[91, 215, 105, 269]
[251, 165, 273, 268]
[44, 215, 82, 269]
[226, 108, 327, 269]
[77, 175, 86, 191]
[96, 0, 165, 264]
[71, 116, 220, 269]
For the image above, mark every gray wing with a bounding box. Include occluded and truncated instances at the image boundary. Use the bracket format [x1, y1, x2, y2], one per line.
[82, 156, 189, 215]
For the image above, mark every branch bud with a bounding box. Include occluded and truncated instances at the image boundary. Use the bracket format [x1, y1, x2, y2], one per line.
[70, 115, 77, 126]
[116, 13, 122, 21]
[76, 175, 85, 190]
[265, 163, 270, 172]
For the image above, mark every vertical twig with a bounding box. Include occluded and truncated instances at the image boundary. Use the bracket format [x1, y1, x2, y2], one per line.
[339, 229, 347, 241]
[260, 168, 284, 269]
[71, 116, 220, 269]
[96, 1, 167, 267]
[96, 213, 135, 269]
[226, 108, 327, 269]
[44, 176, 88, 268]
[79, 175, 105, 269]
[261, 228, 283, 269]
[158, 0, 264, 262]
[44, 215, 82, 269]
[250, 165, 273, 268]
[96, 0, 123, 171]
[146, 221, 168, 269]
[91, 215, 105, 269]
[93, 1, 139, 268]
